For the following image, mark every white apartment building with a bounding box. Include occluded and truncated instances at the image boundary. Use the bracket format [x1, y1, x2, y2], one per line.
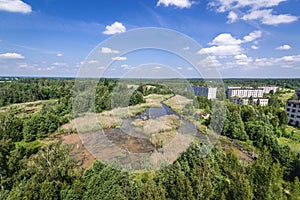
[232, 98, 269, 106]
[258, 86, 279, 94]
[187, 86, 217, 99]
[285, 100, 300, 127]
[227, 88, 264, 98]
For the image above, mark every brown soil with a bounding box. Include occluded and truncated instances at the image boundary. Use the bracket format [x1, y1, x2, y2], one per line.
[62, 133, 95, 169]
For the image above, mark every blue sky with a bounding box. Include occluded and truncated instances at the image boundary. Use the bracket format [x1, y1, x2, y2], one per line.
[0, 0, 299, 78]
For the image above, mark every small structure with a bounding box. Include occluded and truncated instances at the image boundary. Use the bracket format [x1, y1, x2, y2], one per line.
[285, 100, 300, 127]
[187, 86, 217, 99]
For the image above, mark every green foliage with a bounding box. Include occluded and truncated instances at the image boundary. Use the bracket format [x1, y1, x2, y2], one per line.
[223, 103, 248, 140]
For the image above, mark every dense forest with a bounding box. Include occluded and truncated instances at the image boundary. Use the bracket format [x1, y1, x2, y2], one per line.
[0, 77, 300, 199]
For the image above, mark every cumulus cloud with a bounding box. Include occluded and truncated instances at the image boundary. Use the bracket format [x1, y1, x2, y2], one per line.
[198, 33, 242, 56]
[100, 47, 120, 54]
[234, 54, 253, 65]
[198, 56, 221, 67]
[56, 53, 63, 57]
[103, 22, 126, 35]
[242, 9, 298, 25]
[243, 30, 262, 42]
[198, 30, 262, 56]
[157, 0, 193, 8]
[276, 44, 291, 50]
[112, 56, 127, 61]
[227, 11, 238, 23]
[0, 0, 32, 14]
[198, 45, 242, 56]
[251, 45, 259, 50]
[209, 0, 298, 25]
[0, 52, 24, 59]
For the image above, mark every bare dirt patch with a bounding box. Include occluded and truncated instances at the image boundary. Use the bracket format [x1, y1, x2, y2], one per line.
[62, 133, 95, 169]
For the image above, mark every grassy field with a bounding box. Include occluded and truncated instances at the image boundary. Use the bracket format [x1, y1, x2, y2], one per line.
[0, 99, 57, 115]
[278, 126, 300, 152]
[277, 88, 295, 102]
[67, 94, 174, 132]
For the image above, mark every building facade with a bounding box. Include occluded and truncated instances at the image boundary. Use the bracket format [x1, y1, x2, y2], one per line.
[285, 100, 300, 127]
[227, 87, 264, 98]
[295, 90, 300, 100]
[258, 86, 279, 94]
[232, 98, 269, 106]
[187, 86, 217, 99]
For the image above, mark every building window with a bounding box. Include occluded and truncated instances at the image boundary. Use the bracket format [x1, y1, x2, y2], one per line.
[292, 109, 296, 113]
[287, 108, 290, 111]
[291, 114, 295, 118]
[287, 103, 291, 106]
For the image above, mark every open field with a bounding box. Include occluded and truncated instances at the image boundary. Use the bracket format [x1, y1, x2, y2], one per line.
[131, 114, 180, 147]
[0, 99, 57, 115]
[277, 88, 295, 102]
[278, 126, 300, 152]
[65, 94, 173, 132]
[163, 94, 208, 133]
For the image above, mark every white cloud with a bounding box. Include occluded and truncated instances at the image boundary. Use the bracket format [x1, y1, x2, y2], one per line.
[227, 11, 238, 23]
[198, 30, 263, 56]
[243, 30, 262, 42]
[53, 62, 67, 66]
[253, 54, 300, 68]
[276, 55, 300, 62]
[199, 45, 242, 56]
[100, 47, 120, 54]
[209, 0, 298, 25]
[210, 33, 242, 46]
[198, 56, 221, 67]
[182, 46, 190, 50]
[242, 9, 298, 25]
[199, 33, 242, 56]
[251, 45, 259, 50]
[276, 44, 291, 50]
[87, 60, 99, 64]
[103, 22, 126, 35]
[56, 53, 63, 57]
[0, 0, 32, 14]
[209, 0, 287, 12]
[157, 0, 193, 8]
[18, 62, 29, 68]
[0, 52, 24, 59]
[234, 54, 253, 65]
[112, 56, 127, 61]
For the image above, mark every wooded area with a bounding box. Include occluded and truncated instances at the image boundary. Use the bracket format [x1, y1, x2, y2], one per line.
[0, 78, 300, 199]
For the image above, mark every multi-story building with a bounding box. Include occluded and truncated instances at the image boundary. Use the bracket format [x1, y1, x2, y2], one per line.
[232, 98, 269, 106]
[285, 100, 300, 127]
[187, 86, 217, 99]
[258, 86, 279, 94]
[295, 90, 300, 100]
[227, 87, 264, 98]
